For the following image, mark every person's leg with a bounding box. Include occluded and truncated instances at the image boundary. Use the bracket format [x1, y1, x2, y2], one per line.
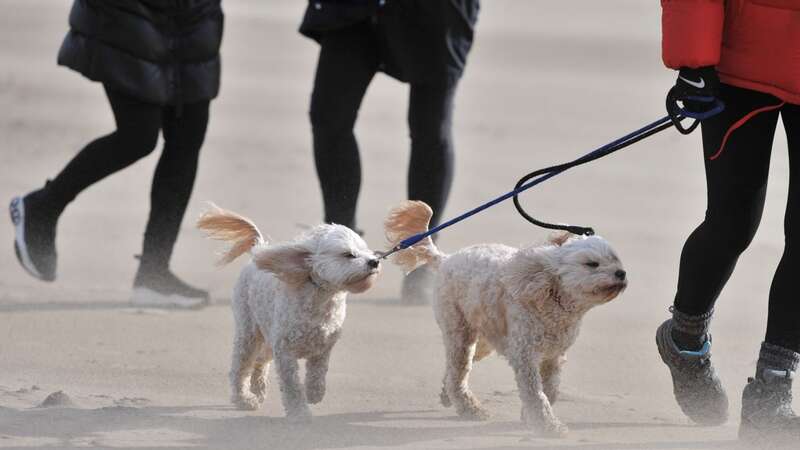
[738, 103, 800, 443]
[672, 84, 781, 342]
[139, 101, 209, 274]
[132, 100, 211, 306]
[310, 23, 378, 231]
[400, 80, 458, 304]
[657, 84, 781, 426]
[406, 81, 457, 228]
[10, 86, 162, 281]
[765, 103, 800, 353]
[43, 86, 163, 212]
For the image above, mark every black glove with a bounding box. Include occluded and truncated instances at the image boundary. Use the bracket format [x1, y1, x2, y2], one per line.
[673, 66, 720, 113]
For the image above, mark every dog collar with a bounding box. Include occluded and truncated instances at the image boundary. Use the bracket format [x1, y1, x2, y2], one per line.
[552, 291, 570, 312]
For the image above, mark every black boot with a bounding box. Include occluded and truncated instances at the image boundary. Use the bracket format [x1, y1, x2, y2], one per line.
[655, 307, 729, 425]
[739, 342, 800, 446]
[9, 183, 59, 281]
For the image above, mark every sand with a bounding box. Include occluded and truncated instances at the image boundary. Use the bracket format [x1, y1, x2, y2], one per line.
[0, 1, 794, 448]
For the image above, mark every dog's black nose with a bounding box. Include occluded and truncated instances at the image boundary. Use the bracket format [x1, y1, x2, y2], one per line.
[367, 259, 380, 269]
[615, 270, 626, 281]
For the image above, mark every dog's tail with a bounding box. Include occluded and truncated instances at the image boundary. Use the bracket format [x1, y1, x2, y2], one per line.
[384, 200, 445, 273]
[197, 203, 266, 266]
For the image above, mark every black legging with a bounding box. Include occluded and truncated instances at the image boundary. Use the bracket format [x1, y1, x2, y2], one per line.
[310, 21, 456, 230]
[674, 83, 800, 352]
[42, 86, 210, 273]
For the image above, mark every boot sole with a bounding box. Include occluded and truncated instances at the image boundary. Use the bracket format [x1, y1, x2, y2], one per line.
[131, 287, 209, 310]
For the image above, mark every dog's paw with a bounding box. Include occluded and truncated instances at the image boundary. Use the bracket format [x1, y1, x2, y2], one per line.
[232, 393, 261, 411]
[306, 384, 326, 404]
[286, 407, 313, 425]
[439, 388, 452, 407]
[457, 405, 491, 421]
[521, 408, 568, 438]
[539, 420, 568, 438]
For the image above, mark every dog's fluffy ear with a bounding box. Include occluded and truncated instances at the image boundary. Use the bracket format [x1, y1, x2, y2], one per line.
[384, 200, 435, 273]
[197, 202, 265, 266]
[547, 231, 574, 247]
[253, 244, 311, 285]
[502, 249, 560, 309]
[384, 200, 433, 244]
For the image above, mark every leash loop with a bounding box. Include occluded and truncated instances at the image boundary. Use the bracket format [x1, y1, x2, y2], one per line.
[381, 94, 724, 259]
[666, 89, 724, 135]
[511, 115, 675, 235]
[512, 95, 724, 235]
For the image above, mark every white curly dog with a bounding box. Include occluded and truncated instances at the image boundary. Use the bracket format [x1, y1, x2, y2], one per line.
[384, 201, 627, 437]
[197, 204, 381, 422]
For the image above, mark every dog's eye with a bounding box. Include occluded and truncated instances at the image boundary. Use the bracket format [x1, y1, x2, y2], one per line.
[585, 261, 599, 268]
[342, 252, 357, 259]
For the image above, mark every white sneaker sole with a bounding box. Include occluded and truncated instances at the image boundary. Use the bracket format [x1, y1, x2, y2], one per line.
[10, 196, 45, 280]
[131, 287, 209, 310]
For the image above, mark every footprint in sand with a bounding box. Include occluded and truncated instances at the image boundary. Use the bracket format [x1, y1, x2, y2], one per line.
[113, 397, 150, 407]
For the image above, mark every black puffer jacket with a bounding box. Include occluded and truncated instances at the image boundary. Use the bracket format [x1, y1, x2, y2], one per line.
[57, 0, 224, 106]
[300, 0, 480, 84]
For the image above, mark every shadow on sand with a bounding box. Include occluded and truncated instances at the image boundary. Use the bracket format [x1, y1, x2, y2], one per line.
[0, 404, 741, 450]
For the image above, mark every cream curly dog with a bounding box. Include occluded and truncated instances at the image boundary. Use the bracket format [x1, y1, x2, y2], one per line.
[198, 204, 381, 422]
[385, 201, 627, 436]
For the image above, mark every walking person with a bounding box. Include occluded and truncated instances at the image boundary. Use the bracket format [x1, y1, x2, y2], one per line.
[656, 0, 800, 443]
[300, 0, 479, 303]
[9, 0, 224, 308]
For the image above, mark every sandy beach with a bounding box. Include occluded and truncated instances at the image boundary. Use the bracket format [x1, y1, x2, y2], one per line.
[0, 1, 794, 448]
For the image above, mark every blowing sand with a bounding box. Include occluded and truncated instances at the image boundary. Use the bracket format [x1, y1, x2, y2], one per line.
[0, 1, 794, 448]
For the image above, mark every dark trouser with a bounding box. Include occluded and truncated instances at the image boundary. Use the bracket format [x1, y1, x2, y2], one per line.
[309, 22, 456, 230]
[41, 85, 210, 273]
[674, 83, 800, 352]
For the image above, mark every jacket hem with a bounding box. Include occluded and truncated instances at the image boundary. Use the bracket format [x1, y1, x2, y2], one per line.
[719, 73, 800, 106]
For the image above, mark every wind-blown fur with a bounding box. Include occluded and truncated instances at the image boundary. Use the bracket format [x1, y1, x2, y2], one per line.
[197, 203, 266, 265]
[384, 200, 443, 272]
[384, 201, 628, 437]
[198, 204, 381, 423]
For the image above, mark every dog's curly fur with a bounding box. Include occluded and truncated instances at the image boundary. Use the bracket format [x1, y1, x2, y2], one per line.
[385, 201, 627, 437]
[198, 203, 381, 422]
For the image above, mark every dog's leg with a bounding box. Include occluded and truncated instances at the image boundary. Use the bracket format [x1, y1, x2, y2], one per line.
[441, 321, 489, 420]
[439, 374, 451, 407]
[250, 345, 273, 403]
[305, 345, 334, 405]
[540, 355, 566, 405]
[473, 336, 494, 362]
[230, 325, 264, 411]
[273, 347, 312, 423]
[508, 329, 567, 437]
[441, 336, 491, 408]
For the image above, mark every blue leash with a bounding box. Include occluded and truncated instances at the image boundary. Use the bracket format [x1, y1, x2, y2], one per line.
[380, 94, 724, 260]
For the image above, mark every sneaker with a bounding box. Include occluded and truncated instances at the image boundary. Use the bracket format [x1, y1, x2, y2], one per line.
[9, 193, 57, 282]
[401, 265, 434, 305]
[131, 269, 209, 309]
[656, 318, 729, 425]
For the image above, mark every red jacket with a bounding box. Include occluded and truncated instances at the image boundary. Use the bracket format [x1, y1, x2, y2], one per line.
[662, 0, 800, 104]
